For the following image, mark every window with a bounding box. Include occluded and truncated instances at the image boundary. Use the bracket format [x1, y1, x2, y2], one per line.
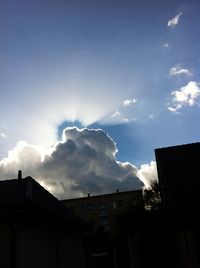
[80, 204, 93, 212]
[100, 219, 109, 226]
[113, 202, 117, 209]
[118, 200, 123, 208]
[80, 204, 86, 212]
[99, 210, 108, 216]
[113, 200, 124, 209]
[87, 204, 93, 211]
[99, 202, 108, 210]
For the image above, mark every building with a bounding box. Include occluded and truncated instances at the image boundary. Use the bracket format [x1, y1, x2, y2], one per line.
[62, 189, 144, 231]
[155, 142, 200, 211]
[62, 189, 144, 268]
[0, 171, 88, 268]
[113, 142, 200, 268]
[155, 143, 200, 268]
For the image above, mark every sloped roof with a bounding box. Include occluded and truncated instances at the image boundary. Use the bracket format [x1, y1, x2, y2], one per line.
[0, 176, 87, 228]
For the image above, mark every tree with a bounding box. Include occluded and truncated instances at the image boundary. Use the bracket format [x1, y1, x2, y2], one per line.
[143, 180, 161, 211]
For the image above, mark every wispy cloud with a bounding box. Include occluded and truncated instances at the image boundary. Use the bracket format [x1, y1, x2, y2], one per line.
[162, 43, 170, 49]
[110, 110, 130, 123]
[169, 64, 193, 77]
[102, 97, 138, 124]
[0, 133, 7, 138]
[112, 110, 121, 118]
[148, 114, 154, 119]
[123, 99, 138, 107]
[168, 81, 200, 112]
[167, 12, 182, 28]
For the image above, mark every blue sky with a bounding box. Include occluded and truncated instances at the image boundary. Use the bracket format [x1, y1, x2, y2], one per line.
[0, 0, 200, 196]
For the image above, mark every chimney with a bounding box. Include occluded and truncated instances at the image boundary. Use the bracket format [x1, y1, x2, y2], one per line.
[18, 170, 22, 180]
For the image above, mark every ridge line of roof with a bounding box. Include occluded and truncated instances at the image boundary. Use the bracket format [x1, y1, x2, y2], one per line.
[61, 189, 142, 202]
[155, 142, 200, 151]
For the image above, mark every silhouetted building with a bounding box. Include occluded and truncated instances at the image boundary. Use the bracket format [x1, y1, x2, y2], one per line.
[62, 189, 144, 231]
[155, 143, 200, 268]
[62, 189, 144, 268]
[0, 172, 87, 268]
[155, 142, 200, 211]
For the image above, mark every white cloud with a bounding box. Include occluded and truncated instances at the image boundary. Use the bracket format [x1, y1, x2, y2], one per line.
[167, 12, 182, 27]
[0, 127, 142, 198]
[112, 110, 121, 118]
[138, 161, 158, 188]
[102, 110, 130, 124]
[162, 43, 170, 49]
[168, 81, 200, 112]
[101, 98, 138, 124]
[167, 105, 182, 113]
[0, 133, 7, 138]
[148, 114, 154, 119]
[169, 64, 193, 77]
[123, 99, 138, 106]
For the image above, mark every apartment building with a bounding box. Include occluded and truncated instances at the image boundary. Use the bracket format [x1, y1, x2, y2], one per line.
[62, 189, 144, 231]
[62, 189, 144, 268]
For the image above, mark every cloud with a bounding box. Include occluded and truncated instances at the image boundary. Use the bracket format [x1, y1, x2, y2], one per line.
[109, 110, 129, 123]
[168, 81, 200, 112]
[101, 98, 138, 124]
[169, 64, 193, 77]
[138, 161, 158, 188]
[162, 43, 170, 49]
[0, 127, 142, 198]
[167, 12, 182, 28]
[168, 105, 182, 113]
[112, 110, 122, 118]
[0, 133, 7, 138]
[148, 114, 154, 119]
[123, 99, 138, 107]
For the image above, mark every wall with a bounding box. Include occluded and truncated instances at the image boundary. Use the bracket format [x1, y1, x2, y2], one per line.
[0, 222, 12, 268]
[0, 216, 85, 268]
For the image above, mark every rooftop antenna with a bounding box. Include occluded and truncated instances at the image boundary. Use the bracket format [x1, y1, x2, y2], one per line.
[18, 170, 22, 180]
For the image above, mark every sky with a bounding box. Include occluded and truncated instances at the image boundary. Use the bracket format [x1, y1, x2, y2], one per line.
[0, 0, 200, 198]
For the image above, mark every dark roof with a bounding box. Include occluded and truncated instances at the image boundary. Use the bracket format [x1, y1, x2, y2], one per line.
[0, 177, 87, 228]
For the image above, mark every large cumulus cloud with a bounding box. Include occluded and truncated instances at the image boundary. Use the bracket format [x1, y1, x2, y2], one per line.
[0, 127, 143, 199]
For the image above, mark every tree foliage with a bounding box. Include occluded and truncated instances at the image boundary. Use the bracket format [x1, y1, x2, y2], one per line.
[143, 180, 161, 211]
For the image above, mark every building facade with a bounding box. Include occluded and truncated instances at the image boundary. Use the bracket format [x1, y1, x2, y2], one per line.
[62, 189, 144, 231]
[62, 189, 144, 268]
